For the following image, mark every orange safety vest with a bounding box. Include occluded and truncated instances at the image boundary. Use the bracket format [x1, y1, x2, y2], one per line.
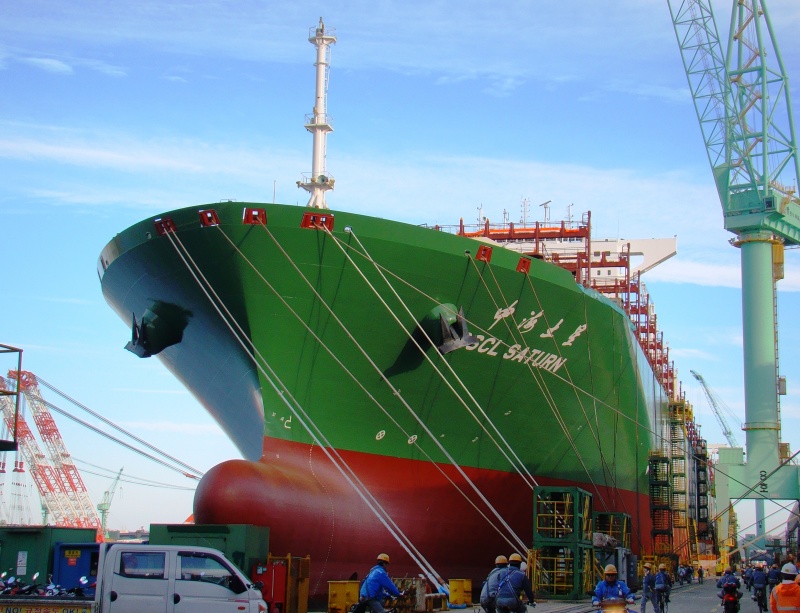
[770, 582, 800, 613]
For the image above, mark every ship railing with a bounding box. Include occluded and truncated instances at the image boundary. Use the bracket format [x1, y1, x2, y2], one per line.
[298, 171, 336, 185]
[304, 113, 334, 129]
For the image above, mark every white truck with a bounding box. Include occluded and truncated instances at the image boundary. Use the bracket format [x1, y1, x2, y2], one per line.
[0, 543, 267, 613]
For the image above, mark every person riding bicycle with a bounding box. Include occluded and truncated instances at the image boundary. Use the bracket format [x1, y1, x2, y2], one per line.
[769, 563, 800, 613]
[592, 564, 634, 608]
[640, 563, 658, 613]
[494, 553, 535, 612]
[654, 563, 672, 608]
[480, 555, 509, 613]
[359, 554, 403, 613]
[752, 565, 768, 610]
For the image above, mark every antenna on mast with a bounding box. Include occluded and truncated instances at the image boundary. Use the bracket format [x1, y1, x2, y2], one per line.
[297, 18, 336, 209]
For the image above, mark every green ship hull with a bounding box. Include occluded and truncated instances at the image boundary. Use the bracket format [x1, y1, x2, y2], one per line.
[99, 201, 669, 594]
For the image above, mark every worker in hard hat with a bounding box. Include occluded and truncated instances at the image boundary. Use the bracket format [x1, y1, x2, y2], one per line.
[653, 563, 671, 606]
[770, 563, 800, 613]
[480, 555, 509, 613]
[591, 564, 634, 607]
[640, 563, 658, 613]
[495, 553, 535, 612]
[359, 553, 403, 613]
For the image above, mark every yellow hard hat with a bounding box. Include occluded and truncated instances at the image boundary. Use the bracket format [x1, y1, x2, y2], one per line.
[377, 553, 390, 563]
[509, 553, 523, 563]
[495, 555, 508, 565]
[604, 564, 618, 575]
[659, 564, 667, 570]
[643, 563, 652, 570]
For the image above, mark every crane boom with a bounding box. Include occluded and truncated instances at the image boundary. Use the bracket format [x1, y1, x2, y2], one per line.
[668, 0, 800, 240]
[0, 377, 81, 525]
[98, 467, 123, 539]
[690, 370, 740, 448]
[9, 371, 101, 531]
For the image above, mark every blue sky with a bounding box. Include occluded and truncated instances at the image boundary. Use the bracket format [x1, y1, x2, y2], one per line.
[1, 0, 799, 540]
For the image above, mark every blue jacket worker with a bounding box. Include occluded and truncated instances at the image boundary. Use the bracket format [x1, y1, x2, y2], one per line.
[592, 564, 634, 607]
[654, 563, 672, 601]
[717, 566, 742, 601]
[768, 564, 782, 594]
[640, 563, 658, 613]
[481, 555, 509, 613]
[494, 553, 535, 613]
[360, 553, 402, 613]
[753, 566, 768, 589]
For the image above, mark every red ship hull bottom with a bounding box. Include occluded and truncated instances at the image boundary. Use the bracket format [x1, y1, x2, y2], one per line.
[194, 438, 652, 600]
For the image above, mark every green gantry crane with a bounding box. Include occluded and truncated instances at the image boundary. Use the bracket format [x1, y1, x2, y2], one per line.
[98, 467, 123, 540]
[668, 0, 800, 554]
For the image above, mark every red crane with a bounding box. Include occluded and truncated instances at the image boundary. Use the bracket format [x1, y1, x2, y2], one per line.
[8, 370, 101, 532]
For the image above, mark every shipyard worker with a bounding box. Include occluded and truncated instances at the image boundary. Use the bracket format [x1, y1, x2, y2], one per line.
[745, 564, 754, 591]
[697, 566, 705, 585]
[480, 555, 509, 613]
[592, 564, 634, 608]
[495, 553, 535, 612]
[640, 563, 659, 613]
[717, 566, 740, 589]
[717, 566, 742, 602]
[654, 563, 672, 600]
[768, 564, 782, 595]
[359, 553, 403, 613]
[770, 563, 800, 613]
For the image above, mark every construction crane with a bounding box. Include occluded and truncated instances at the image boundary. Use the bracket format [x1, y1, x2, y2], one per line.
[668, 0, 800, 552]
[690, 370, 741, 448]
[0, 376, 81, 526]
[97, 467, 123, 540]
[9, 370, 102, 532]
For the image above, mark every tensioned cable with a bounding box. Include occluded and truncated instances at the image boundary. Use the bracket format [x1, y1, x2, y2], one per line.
[468, 255, 615, 513]
[469, 255, 616, 512]
[321, 235, 797, 553]
[335, 229, 707, 536]
[466, 259, 619, 537]
[216, 224, 525, 552]
[161, 228, 447, 589]
[73, 458, 195, 491]
[27, 393, 201, 480]
[165, 229, 445, 588]
[340, 238, 659, 437]
[35, 376, 203, 477]
[336, 228, 538, 490]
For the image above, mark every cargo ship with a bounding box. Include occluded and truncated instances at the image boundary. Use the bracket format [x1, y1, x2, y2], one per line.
[97, 19, 709, 600]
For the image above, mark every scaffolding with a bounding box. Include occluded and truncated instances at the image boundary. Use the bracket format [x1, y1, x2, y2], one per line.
[532, 487, 594, 599]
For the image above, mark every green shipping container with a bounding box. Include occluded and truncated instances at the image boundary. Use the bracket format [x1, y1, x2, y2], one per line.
[0, 526, 97, 580]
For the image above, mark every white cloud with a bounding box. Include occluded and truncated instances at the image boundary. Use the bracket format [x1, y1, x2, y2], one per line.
[22, 57, 74, 74]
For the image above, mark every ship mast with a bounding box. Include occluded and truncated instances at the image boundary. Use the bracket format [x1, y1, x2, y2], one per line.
[298, 18, 336, 209]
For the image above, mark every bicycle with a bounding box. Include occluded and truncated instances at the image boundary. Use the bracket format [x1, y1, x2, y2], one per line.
[656, 589, 669, 613]
[753, 586, 767, 613]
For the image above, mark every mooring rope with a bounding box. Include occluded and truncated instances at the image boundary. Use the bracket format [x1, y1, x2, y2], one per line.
[215, 223, 526, 552]
[337, 228, 538, 489]
[234, 228, 527, 547]
[160, 228, 447, 589]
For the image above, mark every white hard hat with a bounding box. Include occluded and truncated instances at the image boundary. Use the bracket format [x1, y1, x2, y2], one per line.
[781, 563, 798, 575]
